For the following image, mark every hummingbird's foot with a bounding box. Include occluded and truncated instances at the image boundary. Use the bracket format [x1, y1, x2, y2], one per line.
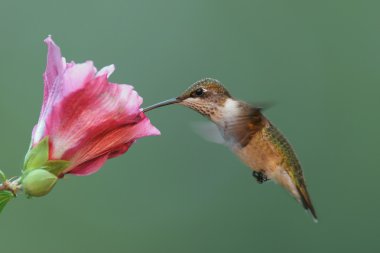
[252, 171, 269, 184]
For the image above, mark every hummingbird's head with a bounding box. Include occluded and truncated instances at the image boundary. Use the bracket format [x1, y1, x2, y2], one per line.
[143, 78, 231, 118]
[177, 78, 231, 117]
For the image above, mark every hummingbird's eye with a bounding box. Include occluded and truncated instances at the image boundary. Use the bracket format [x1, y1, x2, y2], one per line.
[193, 88, 204, 97]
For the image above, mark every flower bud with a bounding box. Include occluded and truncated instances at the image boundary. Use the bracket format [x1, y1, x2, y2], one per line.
[22, 169, 58, 197]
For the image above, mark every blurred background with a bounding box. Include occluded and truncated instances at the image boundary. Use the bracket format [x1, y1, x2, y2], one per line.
[0, 0, 379, 252]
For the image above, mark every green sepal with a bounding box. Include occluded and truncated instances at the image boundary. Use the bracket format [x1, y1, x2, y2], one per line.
[23, 137, 49, 172]
[0, 190, 14, 214]
[43, 160, 71, 176]
[0, 170, 6, 183]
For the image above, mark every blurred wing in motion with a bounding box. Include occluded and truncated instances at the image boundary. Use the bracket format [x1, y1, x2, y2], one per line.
[191, 122, 225, 145]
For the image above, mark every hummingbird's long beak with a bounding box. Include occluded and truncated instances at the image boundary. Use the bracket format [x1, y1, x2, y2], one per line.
[142, 97, 181, 113]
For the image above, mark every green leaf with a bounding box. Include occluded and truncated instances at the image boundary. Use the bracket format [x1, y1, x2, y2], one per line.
[0, 191, 14, 214]
[43, 160, 71, 176]
[23, 137, 49, 172]
[0, 170, 6, 183]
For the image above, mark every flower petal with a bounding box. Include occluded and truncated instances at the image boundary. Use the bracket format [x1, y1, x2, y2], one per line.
[43, 36, 65, 102]
[33, 37, 96, 145]
[68, 140, 136, 176]
[96, 64, 115, 78]
[70, 115, 160, 166]
[61, 61, 96, 97]
[65, 116, 159, 175]
[68, 154, 109, 176]
[33, 36, 65, 144]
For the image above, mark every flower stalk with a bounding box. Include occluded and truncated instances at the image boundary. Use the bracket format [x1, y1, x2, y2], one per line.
[0, 177, 22, 196]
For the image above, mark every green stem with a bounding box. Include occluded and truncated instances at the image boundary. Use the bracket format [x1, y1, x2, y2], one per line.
[0, 177, 22, 196]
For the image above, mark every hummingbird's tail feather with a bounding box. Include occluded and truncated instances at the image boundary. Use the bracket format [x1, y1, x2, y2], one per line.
[296, 184, 318, 222]
[271, 168, 317, 222]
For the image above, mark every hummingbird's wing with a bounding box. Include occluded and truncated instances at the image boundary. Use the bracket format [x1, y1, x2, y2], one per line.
[223, 105, 265, 148]
[194, 101, 268, 147]
[192, 106, 263, 147]
[263, 123, 318, 221]
[191, 122, 225, 145]
[247, 101, 274, 111]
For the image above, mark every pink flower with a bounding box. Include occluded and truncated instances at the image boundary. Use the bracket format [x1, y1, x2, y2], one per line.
[30, 36, 160, 176]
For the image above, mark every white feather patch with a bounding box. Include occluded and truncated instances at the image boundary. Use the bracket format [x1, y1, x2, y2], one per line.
[223, 98, 240, 118]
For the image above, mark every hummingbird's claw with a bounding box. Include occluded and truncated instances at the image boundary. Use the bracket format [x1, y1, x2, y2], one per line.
[252, 171, 269, 184]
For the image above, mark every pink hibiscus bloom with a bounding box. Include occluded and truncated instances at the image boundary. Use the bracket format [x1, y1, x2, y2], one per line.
[30, 36, 160, 177]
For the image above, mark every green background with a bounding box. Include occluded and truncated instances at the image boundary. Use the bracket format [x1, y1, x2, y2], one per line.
[0, 0, 379, 252]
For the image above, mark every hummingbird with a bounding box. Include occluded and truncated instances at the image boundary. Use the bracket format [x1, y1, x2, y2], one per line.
[143, 78, 317, 221]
